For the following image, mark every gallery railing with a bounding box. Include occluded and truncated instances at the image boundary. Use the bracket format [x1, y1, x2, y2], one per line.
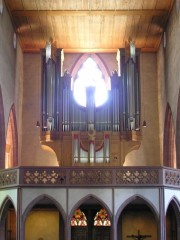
[0, 166, 180, 188]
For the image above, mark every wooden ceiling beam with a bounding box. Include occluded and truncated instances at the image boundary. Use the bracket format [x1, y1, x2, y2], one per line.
[12, 9, 168, 17]
[23, 47, 157, 54]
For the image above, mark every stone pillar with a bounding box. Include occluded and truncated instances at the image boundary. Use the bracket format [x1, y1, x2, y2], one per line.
[159, 188, 166, 240]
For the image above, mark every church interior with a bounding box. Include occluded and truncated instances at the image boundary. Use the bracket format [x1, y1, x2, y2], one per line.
[0, 0, 180, 239]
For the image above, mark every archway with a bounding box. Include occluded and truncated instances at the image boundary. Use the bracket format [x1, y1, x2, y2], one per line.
[0, 198, 16, 240]
[5, 105, 18, 168]
[70, 195, 112, 240]
[176, 89, 180, 168]
[0, 85, 5, 168]
[23, 195, 65, 240]
[164, 103, 176, 167]
[166, 198, 180, 240]
[117, 196, 158, 240]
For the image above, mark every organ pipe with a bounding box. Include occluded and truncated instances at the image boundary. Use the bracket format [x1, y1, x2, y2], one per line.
[41, 44, 63, 132]
[119, 40, 141, 131]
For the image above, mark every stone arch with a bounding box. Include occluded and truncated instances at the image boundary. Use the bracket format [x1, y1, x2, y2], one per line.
[165, 196, 180, 214]
[0, 197, 16, 240]
[69, 194, 112, 240]
[69, 194, 112, 223]
[0, 85, 5, 169]
[163, 103, 176, 167]
[165, 197, 180, 240]
[115, 194, 158, 222]
[22, 194, 66, 240]
[22, 194, 66, 224]
[115, 194, 159, 240]
[5, 104, 18, 168]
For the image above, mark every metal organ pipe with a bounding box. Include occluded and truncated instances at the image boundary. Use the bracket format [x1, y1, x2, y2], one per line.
[89, 141, 94, 163]
[41, 47, 63, 132]
[104, 135, 110, 163]
[46, 60, 56, 131]
[119, 41, 140, 131]
[127, 60, 135, 130]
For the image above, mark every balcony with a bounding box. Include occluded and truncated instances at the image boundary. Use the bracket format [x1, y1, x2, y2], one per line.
[0, 166, 180, 189]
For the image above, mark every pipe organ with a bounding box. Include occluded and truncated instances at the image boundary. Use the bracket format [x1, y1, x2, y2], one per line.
[41, 41, 141, 166]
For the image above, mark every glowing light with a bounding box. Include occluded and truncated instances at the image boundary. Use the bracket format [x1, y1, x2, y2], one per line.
[73, 57, 108, 107]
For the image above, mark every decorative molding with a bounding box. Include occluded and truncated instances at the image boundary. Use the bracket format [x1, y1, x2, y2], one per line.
[24, 169, 66, 184]
[165, 169, 180, 186]
[116, 169, 159, 184]
[1, 167, 180, 188]
[70, 169, 113, 185]
[0, 170, 17, 186]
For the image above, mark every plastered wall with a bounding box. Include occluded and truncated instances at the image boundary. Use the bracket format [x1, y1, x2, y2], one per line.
[0, 1, 23, 165]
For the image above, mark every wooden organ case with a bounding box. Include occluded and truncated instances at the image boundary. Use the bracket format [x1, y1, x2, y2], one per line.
[40, 41, 141, 166]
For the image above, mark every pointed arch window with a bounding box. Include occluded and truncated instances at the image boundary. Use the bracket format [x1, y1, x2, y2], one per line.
[73, 57, 108, 107]
[71, 209, 87, 226]
[94, 208, 111, 226]
[5, 105, 18, 168]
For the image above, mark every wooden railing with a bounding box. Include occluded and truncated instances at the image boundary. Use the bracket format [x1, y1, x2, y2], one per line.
[0, 166, 180, 188]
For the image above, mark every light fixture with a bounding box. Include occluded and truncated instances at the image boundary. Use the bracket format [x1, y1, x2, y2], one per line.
[36, 121, 40, 128]
[142, 120, 147, 128]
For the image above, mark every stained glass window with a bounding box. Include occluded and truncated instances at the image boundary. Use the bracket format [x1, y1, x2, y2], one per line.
[94, 209, 111, 226]
[73, 57, 108, 107]
[71, 209, 87, 226]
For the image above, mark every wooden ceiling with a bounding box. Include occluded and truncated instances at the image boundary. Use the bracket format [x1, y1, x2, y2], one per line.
[4, 0, 174, 53]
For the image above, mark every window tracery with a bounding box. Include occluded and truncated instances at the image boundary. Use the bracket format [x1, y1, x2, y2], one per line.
[94, 209, 111, 226]
[71, 209, 87, 226]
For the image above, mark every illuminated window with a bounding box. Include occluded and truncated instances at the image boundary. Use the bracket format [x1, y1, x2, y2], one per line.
[71, 209, 87, 226]
[94, 209, 111, 226]
[73, 57, 108, 107]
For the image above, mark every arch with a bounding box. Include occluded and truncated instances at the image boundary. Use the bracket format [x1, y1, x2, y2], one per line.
[0, 196, 16, 221]
[165, 197, 180, 240]
[22, 194, 66, 240]
[176, 89, 180, 168]
[5, 104, 18, 168]
[116, 195, 158, 240]
[70, 53, 111, 90]
[0, 197, 16, 240]
[115, 194, 159, 224]
[165, 196, 180, 215]
[22, 194, 66, 224]
[0, 85, 5, 169]
[69, 194, 112, 224]
[163, 103, 176, 168]
[69, 194, 112, 240]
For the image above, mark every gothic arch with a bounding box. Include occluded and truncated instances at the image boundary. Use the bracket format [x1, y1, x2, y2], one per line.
[115, 194, 158, 223]
[5, 104, 18, 168]
[165, 197, 180, 215]
[0, 196, 16, 220]
[22, 194, 66, 240]
[0, 197, 16, 240]
[70, 53, 111, 89]
[69, 194, 112, 224]
[164, 103, 176, 168]
[176, 89, 180, 168]
[165, 197, 180, 240]
[69, 194, 112, 240]
[116, 195, 158, 240]
[22, 194, 66, 224]
[0, 85, 5, 169]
